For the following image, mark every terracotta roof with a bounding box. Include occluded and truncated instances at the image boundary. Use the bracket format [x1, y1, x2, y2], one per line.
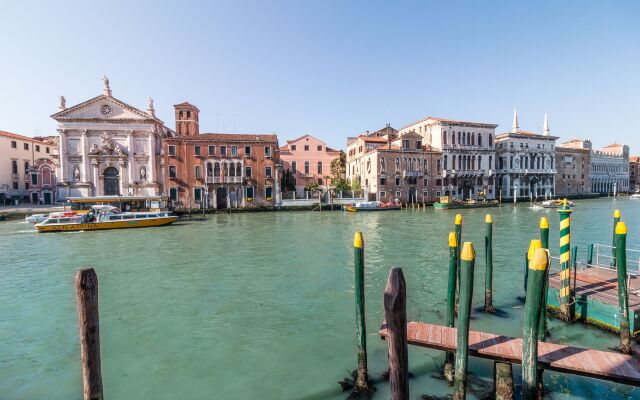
[0, 130, 51, 143]
[630, 156, 640, 163]
[171, 133, 278, 142]
[400, 116, 499, 130]
[174, 102, 200, 111]
[360, 136, 388, 143]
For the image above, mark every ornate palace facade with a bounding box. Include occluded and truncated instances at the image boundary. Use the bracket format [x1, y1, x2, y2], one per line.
[52, 78, 172, 200]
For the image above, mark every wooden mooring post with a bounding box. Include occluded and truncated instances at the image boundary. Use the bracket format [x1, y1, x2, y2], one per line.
[75, 268, 104, 400]
[453, 242, 475, 400]
[444, 231, 458, 383]
[353, 232, 369, 392]
[484, 214, 495, 313]
[522, 248, 549, 400]
[494, 362, 514, 400]
[558, 200, 574, 321]
[384, 267, 409, 400]
[455, 214, 462, 303]
[539, 217, 550, 340]
[615, 222, 631, 354]
[524, 240, 541, 294]
[611, 210, 620, 267]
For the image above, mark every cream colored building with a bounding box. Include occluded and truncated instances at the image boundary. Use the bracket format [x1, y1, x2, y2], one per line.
[0, 131, 59, 205]
[52, 77, 173, 200]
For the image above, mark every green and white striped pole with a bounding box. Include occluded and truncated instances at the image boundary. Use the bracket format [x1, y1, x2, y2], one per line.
[558, 199, 574, 321]
[522, 248, 549, 400]
[615, 222, 631, 354]
[484, 214, 495, 312]
[539, 217, 550, 340]
[353, 232, 369, 392]
[453, 242, 475, 400]
[444, 231, 457, 383]
[611, 210, 620, 267]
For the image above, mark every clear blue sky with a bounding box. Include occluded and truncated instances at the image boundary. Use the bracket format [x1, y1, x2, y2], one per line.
[1, 1, 639, 152]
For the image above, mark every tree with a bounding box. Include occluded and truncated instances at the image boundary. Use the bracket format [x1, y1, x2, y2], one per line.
[280, 169, 296, 193]
[305, 181, 320, 194]
[330, 151, 350, 192]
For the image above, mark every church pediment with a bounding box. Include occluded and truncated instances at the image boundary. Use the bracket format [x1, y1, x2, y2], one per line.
[51, 95, 162, 123]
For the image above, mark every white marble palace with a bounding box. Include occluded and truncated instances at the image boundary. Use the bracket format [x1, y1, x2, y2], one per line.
[52, 77, 173, 200]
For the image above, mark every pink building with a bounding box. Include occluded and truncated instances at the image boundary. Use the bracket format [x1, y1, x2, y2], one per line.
[279, 134, 341, 196]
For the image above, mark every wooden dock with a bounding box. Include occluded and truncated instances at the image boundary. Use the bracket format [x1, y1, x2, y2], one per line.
[548, 267, 640, 311]
[379, 321, 640, 386]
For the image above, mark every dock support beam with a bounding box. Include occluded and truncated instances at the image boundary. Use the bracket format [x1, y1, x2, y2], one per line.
[444, 231, 458, 383]
[453, 242, 475, 400]
[384, 267, 409, 400]
[615, 222, 631, 354]
[75, 268, 104, 400]
[484, 215, 495, 313]
[612, 210, 620, 267]
[494, 362, 514, 400]
[353, 232, 369, 393]
[522, 249, 549, 400]
[558, 200, 574, 321]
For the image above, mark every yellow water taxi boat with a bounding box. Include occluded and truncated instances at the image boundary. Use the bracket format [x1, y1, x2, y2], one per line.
[35, 205, 177, 232]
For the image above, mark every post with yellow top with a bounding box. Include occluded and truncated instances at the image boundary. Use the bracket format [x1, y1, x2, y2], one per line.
[484, 214, 495, 313]
[524, 240, 541, 293]
[522, 248, 549, 400]
[615, 222, 631, 354]
[444, 232, 458, 383]
[539, 217, 550, 340]
[611, 210, 620, 267]
[455, 214, 463, 303]
[558, 199, 574, 321]
[353, 232, 369, 393]
[453, 242, 475, 400]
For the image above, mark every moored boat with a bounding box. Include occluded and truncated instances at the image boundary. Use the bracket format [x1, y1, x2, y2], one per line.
[539, 199, 574, 209]
[34, 205, 177, 232]
[433, 196, 499, 210]
[343, 201, 400, 212]
[630, 193, 640, 200]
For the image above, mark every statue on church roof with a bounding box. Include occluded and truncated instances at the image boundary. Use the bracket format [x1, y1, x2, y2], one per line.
[102, 75, 112, 96]
[59, 96, 66, 110]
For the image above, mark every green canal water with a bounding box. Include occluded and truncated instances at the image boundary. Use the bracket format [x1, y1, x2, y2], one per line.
[1, 199, 639, 399]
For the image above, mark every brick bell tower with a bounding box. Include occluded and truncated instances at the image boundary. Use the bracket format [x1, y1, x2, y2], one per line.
[174, 102, 200, 136]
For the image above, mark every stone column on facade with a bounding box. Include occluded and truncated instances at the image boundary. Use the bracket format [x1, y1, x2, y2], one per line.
[80, 130, 89, 183]
[119, 161, 126, 196]
[147, 132, 156, 190]
[128, 131, 135, 186]
[58, 129, 67, 182]
[92, 160, 99, 196]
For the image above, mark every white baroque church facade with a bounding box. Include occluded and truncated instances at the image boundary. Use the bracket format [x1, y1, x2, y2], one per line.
[52, 78, 173, 200]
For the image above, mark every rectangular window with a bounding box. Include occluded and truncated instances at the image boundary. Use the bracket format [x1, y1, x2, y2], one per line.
[31, 174, 38, 185]
[195, 165, 202, 179]
[194, 188, 202, 202]
[380, 191, 386, 198]
[12, 160, 17, 173]
[246, 186, 254, 199]
[168, 145, 176, 156]
[46, 147, 50, 153]
[24, 143, 29, 150]
[317, 145, 322, 151]
[304, 145, 309, 151]
[11, 141, 16, 148]
[13, 182, 18, 189]
[208, 145, 215, 155]
[231, 146, 238, 156]
[194, 146, 201, 156]
[245, 166, 252, 178]
[395, 191, 401, 198]
[402, 140, 409, 149]
[291, 145, 296, 151]
[35, 145, 40, 152]
[245, 146, 251, 156]
[265, 186, 273, 199]
[395, 177, 400, 186]
[221, 146, 227, 156]
[25, 182, 29, 190]
[264, 146, 272, 157]
[380, 177, 386, 185]
[265, 166, 272, 178]
[416, 140, 422, 149]
[169, 188, 178, 202]
[424, 178, 428, 186]
[169, 165, 177, 179]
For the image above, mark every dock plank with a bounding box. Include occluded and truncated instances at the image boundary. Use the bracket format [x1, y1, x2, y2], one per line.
[380, 321, 640, 387]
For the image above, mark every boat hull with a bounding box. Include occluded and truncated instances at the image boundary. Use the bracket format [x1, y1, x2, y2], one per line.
[36, 216, 178, 232]
[344, 206, 401, 212]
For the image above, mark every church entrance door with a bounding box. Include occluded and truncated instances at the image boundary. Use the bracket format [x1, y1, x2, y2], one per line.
[104, 167, 120, 195]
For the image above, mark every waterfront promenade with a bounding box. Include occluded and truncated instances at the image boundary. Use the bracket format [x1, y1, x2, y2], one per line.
[1, 198, 639, 399]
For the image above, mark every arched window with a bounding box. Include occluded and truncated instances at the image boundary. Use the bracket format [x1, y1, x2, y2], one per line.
[187, 111, 191, 118]
[42, 166, 51, 186]
[395, 157, 400, 172]
[478, 155, 482, 169]
[207, 162, 213, 176]
[229, 162, 236, 176]
[214, 163, 220, 177]
[471, 133, 475, 146]
[304, 161, 310, 174]
[444, 155, 448, 170]
[443, 131, 448, 145]
[380, 157, 386, 173]
[478, 133, 482, 147]
[424, 159, 428, 173]
[291, 161, 297, 173]
[179, 111, 183, 118]
[366, 160, 370, 173]
[24, 161, 29, 173]
[318, 161, 323, 174]
[489, 134, 493, 146]
[452, 133, 456, 145]
[452, 155, 456, 169]
[437, 159, 441, 172]
[236, 163, 242, 177]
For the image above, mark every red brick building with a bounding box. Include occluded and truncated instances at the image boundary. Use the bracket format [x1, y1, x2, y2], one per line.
[163, 103, 279, 209]
[630, 155, 640, 193]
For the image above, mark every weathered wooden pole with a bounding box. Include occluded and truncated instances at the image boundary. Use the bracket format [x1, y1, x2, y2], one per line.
[558, 200, 574, 321]
[453, 242, 475, 400]
[353, 232, 369, 392]
[539, 217, 550, 341]
[484, 214, 495, 312]
[444, 231, 458, 383]
[615, 222, 631, 354]
[522, 248, 549, 400]
[384, 267, 409, 400]
[587, 243, 594, 266]
[75, 268, 104, 400]
[494, 362, 514, 400]
[611, 210, 620, 266]
[455, 214, 462, 302]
